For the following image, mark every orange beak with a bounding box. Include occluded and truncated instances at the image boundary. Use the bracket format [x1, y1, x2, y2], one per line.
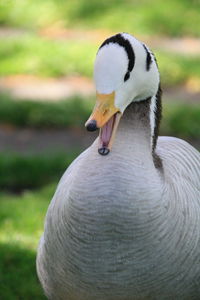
[85, 91, 120, 129]
[85, 92, 122, 155]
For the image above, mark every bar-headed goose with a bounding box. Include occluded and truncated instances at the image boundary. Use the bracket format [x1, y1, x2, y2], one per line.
[37, 33, 200, 300]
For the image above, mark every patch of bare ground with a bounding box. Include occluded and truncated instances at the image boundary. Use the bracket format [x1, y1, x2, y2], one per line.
[0, 75, 95, 101]
[0, 125, 96, 154]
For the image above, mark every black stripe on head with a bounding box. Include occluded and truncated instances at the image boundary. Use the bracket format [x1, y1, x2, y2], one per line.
[99, 33, 135, 82]
[143, 44, 152, 71]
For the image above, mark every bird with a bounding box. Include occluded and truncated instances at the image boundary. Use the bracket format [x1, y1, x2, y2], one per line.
[37, 33, 200, 300]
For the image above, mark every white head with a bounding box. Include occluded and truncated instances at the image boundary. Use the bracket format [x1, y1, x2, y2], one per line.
[86, 33, 161, 155]
[94, 33, 160, 113]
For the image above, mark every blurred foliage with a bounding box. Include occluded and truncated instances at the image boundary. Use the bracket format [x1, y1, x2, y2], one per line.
[161, 103, 200, 139]
[0, 184, 53, 299]
[0, 243, 46, 299]
[0, 0, 199, 36]
[0, 35, 96, 77]
[0, 95, 91, 128]
[157, 51, 200, 87]
[0, 152, 78, 191]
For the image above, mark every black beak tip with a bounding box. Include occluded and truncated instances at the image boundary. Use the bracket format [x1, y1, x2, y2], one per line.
[98, 147, 110, 156]
[86, 120, 97, 132]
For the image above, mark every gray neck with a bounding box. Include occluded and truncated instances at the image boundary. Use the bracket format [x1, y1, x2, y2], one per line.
[113, 86, 162, 168]
[115, 100, 151, 152]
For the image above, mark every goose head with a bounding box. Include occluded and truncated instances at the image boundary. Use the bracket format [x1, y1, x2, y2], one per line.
[85, 33, 160, 155]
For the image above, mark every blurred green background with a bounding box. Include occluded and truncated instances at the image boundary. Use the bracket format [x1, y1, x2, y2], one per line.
[0, 0, 199, 299]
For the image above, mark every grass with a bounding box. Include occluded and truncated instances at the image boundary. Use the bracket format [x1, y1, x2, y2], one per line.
[157, 51, 200, 87]
[1, 33, 200, 87]
[0, 34, 97, 77]
[0, 184, 54, 299]
[0, 0, 199, 37]
[161, 102, 200, 139]
[0, 94, 91, 128]
[0, 151, 78, 191]
[0, 243, 46, 300]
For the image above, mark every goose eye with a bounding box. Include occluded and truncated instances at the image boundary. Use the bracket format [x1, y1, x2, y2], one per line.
[124, 71, 130, 82]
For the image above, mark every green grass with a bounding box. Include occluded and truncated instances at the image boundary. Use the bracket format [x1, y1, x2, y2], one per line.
[0, 184, 54, 299]
[0, 151, 78, 191]
[0, 34, 97, 77]
[161, 102, 200, 139]
[0, 94, 91, 128]
[1, 34, 200, 87]
[0, 243, 46, 300]
[157, 51, 200, 87]
[0, 0, 199, 37]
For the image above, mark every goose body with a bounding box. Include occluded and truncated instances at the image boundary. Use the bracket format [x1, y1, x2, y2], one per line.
[37, 33, 200, 300]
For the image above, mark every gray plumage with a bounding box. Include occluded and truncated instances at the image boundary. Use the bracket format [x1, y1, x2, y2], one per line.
[37, 34, 200, 300]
